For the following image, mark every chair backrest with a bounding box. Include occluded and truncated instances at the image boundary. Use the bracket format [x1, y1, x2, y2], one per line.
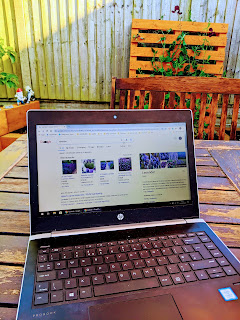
[110, 76, 240, 140]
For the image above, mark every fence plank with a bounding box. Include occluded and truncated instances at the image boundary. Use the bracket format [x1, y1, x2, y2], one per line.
[69, 0, 80, 101]
[50, 0, 64, 99]
[78, 0, 89, 101]
[31, 0, 48, 98]
[22, 0, 40, 97]
[41, 0, 56, 99]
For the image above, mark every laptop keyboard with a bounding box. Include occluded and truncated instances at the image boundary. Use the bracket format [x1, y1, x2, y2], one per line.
[34, 231, 238, 307]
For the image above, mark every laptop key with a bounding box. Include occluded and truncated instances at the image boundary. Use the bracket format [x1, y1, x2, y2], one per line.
[190, 259, 218, 270]
[161, 248, 172, 256]
[122, 261, 133, 270]
[80, 287, 92, 299]
[179, 254, 191, 263]
[155, 266, 168, 276]
[84, 266, 96, 276]
[143, 268, 155, 278]
[37, 262, 53, 272]
[209, 272, 226, 279]
[66, 289, 78, 301]
[118, 271, 130, 281]
[71, 268, 83, 277]
[223, 266, 237, 276]
[190, 252, 202, 261]
[131, 269, 143, 279]
[171, 273, 185, 284]
[216, 257, 229, 267]
[167, 264, 179, 274]
[97, 264, 109, 274]
[145, 258, 157, 267]
[92, 275, 105, 285]
[206, 267, 222, 275]
[205, 243, 216, 250]
[55, 261, 66, 270]
[51, 291, 63, 303]
[178, 263, 191, 272]
[49, 253, 60, 261]
[38, 254, 48, 262]
[105, 273, 117, 283]
[199, 236, 211, 243]
[211, 250, 223, 258]
[34, 293, 48, 305]
[65, 278, 77, 289]
[159, 275, 172, 286]
[183, 237, 200, 245]
[183, 272, 197, 282]
[195, 270, 209, 280]
[58, 269, 69, 279]
[157, 257, 168, 265]
[51, 280, 63, 291]
[79, 277, 91, 287]
[94, 278, 159, 296]
[37, 271, 56, 282]
[36, 282, 49, 293]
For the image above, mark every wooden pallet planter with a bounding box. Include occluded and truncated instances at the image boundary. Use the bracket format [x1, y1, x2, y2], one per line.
[0, 101, 40, 151]
[130, 19, 228, 78]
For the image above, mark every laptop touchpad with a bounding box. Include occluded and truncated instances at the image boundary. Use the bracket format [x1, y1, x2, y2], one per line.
[89, 294, 182, 320]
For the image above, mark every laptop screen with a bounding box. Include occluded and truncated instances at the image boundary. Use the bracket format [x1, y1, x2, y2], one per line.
[36, 123, 191, 217]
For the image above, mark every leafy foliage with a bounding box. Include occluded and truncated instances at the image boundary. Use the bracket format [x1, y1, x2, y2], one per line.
[0, 38, 19, 89]
[134, 28, 216, 138]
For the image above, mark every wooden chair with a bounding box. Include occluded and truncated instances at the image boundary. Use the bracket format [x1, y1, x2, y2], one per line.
[110, 76, 240, 140]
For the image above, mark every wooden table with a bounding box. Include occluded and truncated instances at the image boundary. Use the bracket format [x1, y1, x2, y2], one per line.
[0, 137, 240, 319]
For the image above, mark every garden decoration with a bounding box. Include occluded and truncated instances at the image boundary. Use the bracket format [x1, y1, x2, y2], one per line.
[15, 88, 26, 105]
[25, 86, 35, 103]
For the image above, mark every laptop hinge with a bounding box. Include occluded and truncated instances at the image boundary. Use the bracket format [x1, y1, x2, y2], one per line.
[50, 219, 187, 238]
[185, 218, 205, 224]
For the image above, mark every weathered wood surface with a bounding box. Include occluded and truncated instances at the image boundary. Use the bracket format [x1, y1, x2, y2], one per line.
[0, 178, 29, 193]
[0, 139, 239, 314]
[0, 265, 23, 304]
[0, 138, 27, 181]
[0, 235, 28, 265]
[197, 177, 235, 190]
[0, 211, 29, 234]
[0, 192, 29, 211]
[210, 149, 240, 193]
[5, 166, 28, 179]
[197, 166, 225, 177]
[0, 307, 17, 320]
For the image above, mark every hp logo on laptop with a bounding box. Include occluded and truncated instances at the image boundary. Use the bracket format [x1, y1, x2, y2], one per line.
[117, 213, 124, 221]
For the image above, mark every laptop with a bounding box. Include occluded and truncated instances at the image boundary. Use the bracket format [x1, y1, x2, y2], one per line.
[17, 109, 240, 320]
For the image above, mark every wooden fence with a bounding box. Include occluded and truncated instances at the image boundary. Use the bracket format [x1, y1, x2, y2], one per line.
[0, 0, 240, 103]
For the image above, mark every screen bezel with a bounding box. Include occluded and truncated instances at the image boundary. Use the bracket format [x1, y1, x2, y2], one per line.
[28, 109, 199, 235]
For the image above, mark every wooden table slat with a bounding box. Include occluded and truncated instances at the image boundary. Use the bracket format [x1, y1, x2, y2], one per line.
[5, 166, 28, 179]
[196, 166, 225, 177]
[196, 157, 218, 166]
[0, 307, 17, 320]
[0, 235, 28, 265]
[210, 149, 240, 193]
[0, 192, 29, 211]
[197, 177, 235, 190]
[0, 211, 30, 234]
[195, 148, 211, 157]
[199, 189, 240, 205]
[200, 204, 240, 224]
[0, 178, 29, 193]
[0, 265, 23, 304]
[209, 223, 240, 248]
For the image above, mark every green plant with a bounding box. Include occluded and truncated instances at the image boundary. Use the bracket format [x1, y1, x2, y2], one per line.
[0, 38, 18, 88]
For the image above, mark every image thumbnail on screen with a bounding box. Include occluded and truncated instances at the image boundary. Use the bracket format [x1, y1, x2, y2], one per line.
[119, 157, 132, 171]
[62, 160, 77, 174]
[82, 159, 96, 173]
[101, 160, 114, 170]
